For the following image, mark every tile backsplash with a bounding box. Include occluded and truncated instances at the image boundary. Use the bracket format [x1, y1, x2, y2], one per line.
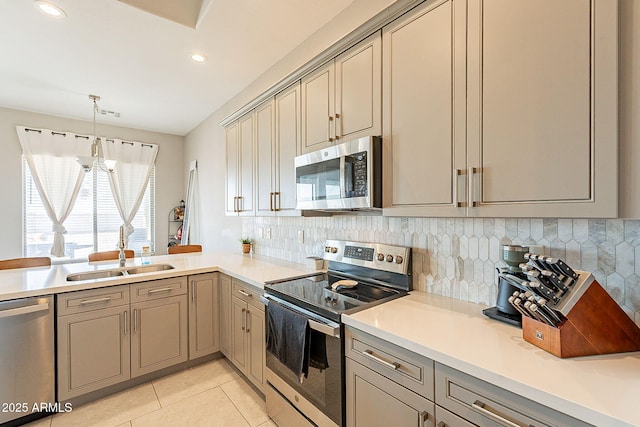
[243, 216, 640, 318]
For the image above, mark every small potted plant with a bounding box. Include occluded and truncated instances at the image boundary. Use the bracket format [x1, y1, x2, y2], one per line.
[240, 237, 253, 254]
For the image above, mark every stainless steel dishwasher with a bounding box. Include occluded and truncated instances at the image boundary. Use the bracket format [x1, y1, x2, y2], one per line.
[0, 295, 55, 424]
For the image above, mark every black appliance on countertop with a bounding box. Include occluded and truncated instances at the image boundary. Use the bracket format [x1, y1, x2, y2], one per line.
[262, 239, 412, 427]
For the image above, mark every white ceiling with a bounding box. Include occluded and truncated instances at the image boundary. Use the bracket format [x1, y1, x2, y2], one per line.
[0, 0, 354, 135]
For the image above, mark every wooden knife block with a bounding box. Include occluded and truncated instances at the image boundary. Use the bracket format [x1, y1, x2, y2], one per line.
[522, 275, 640, 358]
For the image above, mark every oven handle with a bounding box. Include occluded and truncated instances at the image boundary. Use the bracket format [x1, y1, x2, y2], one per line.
[261, 294, 341, 338]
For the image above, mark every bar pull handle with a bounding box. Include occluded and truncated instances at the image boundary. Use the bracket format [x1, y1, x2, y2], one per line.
[468, 166, 480, 207]
[0, 302, 49, 318]
[269, 192, 274, 211]
[241, 307, 246, 331]
[453, 169, 463, 208]
[191, 281, 196, 302]
[363, 349, 400, 370]
[274, 192, 281, 211]
[148, 287, 173, 295]
[238, 289, 252, 298]
[123, 310, 128, 336]
[420, 410, 431, 427]
[133, 308, 138, 332]
[471, 400, 521, 427]
[437, 422, 446, 427]
[246, 309, 251, 333]
[335, 113, 341, 140]
[328, 115, 334, 142]
[80, 297, 111, 306]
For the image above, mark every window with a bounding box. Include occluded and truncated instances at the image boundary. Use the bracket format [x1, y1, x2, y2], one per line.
[23, 157, 155, 262]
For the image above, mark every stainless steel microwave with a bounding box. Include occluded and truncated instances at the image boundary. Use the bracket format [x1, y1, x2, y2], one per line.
[295, 136, 382, 211]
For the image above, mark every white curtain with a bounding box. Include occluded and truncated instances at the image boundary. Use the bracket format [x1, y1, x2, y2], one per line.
[16, 126, 87, 257]
[102, 139, 158, 247]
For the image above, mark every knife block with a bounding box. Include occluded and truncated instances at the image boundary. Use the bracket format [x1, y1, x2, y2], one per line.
[522, 272, 640, 358]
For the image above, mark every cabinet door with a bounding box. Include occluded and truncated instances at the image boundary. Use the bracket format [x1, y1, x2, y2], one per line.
[188, 273, 220, 360]
[219, 274, 232, 358]
[225, 122, 239, 216]
[238, 111, 255, 215]
[274, 81, 301, 214]
[301, 61, 335, 153]
[247, 304, 265, 391]
[382, 0, 466, 217]
[231, 295, 248, 374]
[131, 295, 188, 378]
[58, 306, 130, 401]
[346, 358, 435, 427]
[256, 99, 276, 216]
[335, 31, 381, 142]
[467, 0, 617, 217]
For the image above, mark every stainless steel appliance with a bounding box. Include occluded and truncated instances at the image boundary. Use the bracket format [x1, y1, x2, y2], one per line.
[294, 136, 382, 211]
[0, 295, 55, 425]
[263, 240, 411, 427]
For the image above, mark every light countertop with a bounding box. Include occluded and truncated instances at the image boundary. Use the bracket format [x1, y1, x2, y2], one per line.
[0, 252, 317, 302]
[343, 292, 640, 427]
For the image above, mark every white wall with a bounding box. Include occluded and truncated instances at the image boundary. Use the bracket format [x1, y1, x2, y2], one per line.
[184, 0, 401, 251]
[0, 107, 184, 260]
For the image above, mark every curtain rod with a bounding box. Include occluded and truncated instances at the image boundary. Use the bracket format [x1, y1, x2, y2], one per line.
[22, 127, 156, 148]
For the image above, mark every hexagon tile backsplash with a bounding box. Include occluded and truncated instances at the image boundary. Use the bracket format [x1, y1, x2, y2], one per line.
[243, 217, 640, 318]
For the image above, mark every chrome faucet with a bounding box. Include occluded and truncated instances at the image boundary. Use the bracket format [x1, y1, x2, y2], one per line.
[118, 225, 126, 267]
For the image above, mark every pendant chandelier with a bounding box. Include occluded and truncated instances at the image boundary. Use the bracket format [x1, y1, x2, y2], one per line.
[77, 94, 116, 173]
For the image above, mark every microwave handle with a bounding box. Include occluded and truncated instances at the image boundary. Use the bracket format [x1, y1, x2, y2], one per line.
[340, 155, 346, 199]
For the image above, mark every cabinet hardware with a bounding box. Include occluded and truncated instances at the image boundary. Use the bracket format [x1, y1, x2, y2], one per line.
[238, 196, 243, 212]
[274, 192, 281, 211]
[328, 115, 334, 142]
[471, 400, 520, 427]
[241, 307, 246, 331]
[362, 349, 400, 370]
[133, 309, 138, 332]
[79, 296, 111, 306]
[436, 422, 446, 427]
[191, 282, 195, 302]
[335, 113, 341, 140]
[238, 289, 252, 298]
[420, 410, 431, 427]
[148, 287, 173, 295]
[453, 168, 463, 208]
[469, 166, 480, 207]
[270, 192, 274, 211]
[123, 310, 128, 336]
[246, 309, 251, 333]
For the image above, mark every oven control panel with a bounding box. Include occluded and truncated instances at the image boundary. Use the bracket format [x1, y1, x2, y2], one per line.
[323, 240, 410, 275]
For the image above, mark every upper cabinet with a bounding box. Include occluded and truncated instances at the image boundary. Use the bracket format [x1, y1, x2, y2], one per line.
[382, 0, 466, 217]
[256, 83, 301, 216]
[466, 0, 617, 218]
[301, 32, 382, 154]
[383, 0, 618, 218]
[226, 112, 255, 216]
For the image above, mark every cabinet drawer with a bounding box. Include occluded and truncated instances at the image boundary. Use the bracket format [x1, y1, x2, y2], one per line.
[57, 285, 129, 316]
[435, 363, 592, 427]
[345, 327, 434, 400]
[130, 277, 187, 302]
[435, 405, 474, 427]
[232, 278, 263, 310]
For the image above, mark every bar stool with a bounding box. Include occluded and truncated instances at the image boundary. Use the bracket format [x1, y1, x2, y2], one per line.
[167, 244, 202, 255]
[0, 257, 51, 270]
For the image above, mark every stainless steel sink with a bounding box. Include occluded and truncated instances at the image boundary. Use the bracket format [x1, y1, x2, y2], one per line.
[66, 264, 174, 281]
[125, 264, 174, 275]
[66, 269, 126, 281]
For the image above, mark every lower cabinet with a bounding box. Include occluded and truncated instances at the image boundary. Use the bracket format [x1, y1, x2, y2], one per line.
[219, 273, 232, 358]
[57, 277, 188, 401]
[229, 278, 266, 392]
[188, 273, 220, 359]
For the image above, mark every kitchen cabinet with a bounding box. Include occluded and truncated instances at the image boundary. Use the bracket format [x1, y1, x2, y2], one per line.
[229, 278, 265, 392]
[219, 273, 232, 358]
[57, 286, 131, 401]
[383, 0, 618, 218]
[435, 363, 590, 427]
[256, 82, 301, 216]
[226, 111, 255, 216]
[57, 278, 188, 400]
[345, 327, 435, 427]
[129, 278, 188, 378]
[188, 273, 220, 360]
[301, 32, 381, 154]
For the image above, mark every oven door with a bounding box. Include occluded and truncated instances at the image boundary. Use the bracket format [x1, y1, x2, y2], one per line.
[262, 295, 343, 427]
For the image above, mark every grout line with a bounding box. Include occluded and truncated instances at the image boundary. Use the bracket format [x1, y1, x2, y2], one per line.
[220, 379, 253, 427]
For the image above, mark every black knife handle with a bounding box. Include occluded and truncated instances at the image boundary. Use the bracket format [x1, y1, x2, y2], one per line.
[545, 257, 579, 280]
[527, 281, 560, 303]
[540, 270, 569, 293]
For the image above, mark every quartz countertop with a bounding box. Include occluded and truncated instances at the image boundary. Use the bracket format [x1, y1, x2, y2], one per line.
[343, 292, 640, 427]
[0, 252, 317, 302]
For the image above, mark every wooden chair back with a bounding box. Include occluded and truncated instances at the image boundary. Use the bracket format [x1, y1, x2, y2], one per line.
[88, 250, 135, 262]
[168, 244, 202, 255]
[0, 257, 51, 270]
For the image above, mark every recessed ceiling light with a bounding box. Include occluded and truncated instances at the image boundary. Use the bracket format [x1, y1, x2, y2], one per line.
[33, 1, 66, 18]
[191, 53, 207, 63]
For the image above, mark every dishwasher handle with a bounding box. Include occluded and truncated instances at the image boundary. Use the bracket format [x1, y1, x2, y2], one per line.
[0, 302, 50, 319]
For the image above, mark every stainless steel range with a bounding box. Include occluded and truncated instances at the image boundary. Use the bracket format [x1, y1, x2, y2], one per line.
[262, 240, 412, 427]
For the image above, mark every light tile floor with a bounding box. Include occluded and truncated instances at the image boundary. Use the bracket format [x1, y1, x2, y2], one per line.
[25, 358, 276, 427]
